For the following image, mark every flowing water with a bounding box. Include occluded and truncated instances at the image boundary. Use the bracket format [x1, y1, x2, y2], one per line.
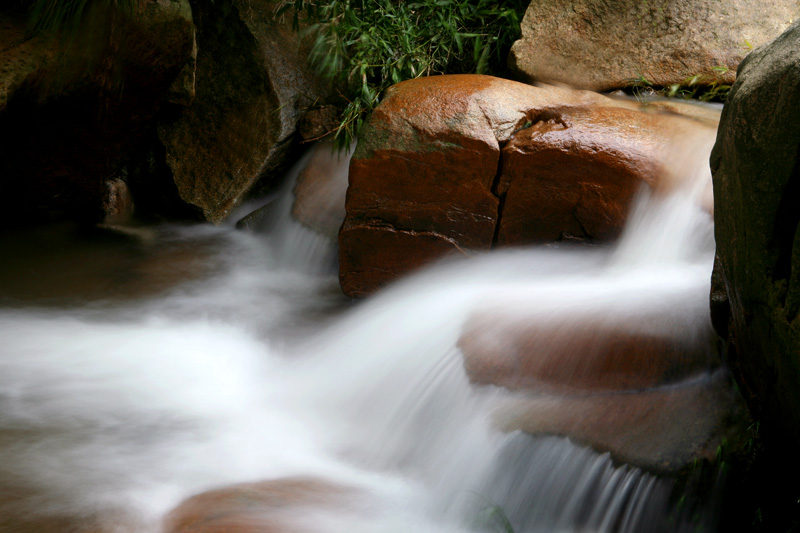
[0, 127, 725, 532]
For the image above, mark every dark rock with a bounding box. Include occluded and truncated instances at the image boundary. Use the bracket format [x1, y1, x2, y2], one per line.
[100, 178, 134, 225]
[235, 195, 282, 233]
[166, 25, 198, 107]
[158, 0, 330, 223]
[0, 1, 195, 223]
[709, 253, 730, 338]
[298, 105, 340, 142]
[711, 21, 800, 453]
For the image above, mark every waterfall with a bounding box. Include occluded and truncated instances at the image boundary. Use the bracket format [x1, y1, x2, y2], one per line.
[0, 125, 727, 532]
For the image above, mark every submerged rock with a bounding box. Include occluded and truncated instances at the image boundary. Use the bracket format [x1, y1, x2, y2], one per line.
[712, 21, 800, 459]
[292, 141, 352, 241]
[460, 310, 718, 393]
[496, 371, 748, 474]
[509, 0, 798, 92]
[458, 294, 746, 474]
[164, 478, 360, 533]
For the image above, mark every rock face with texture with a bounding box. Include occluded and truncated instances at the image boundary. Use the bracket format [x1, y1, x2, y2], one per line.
[458, 292, 747, 474]
[496, 105, 713, 243]
[460, 311, 718, 393]
[340, 74, 717, 297]
[0, 2, 194, 222]
[341, 75, 621, 296]
[158, 0, 330, 223]
[509, 0, 799, 91]
[496, 371, 747, 474]
[340, 75, 517, 297]
[711, 21, 800, 454]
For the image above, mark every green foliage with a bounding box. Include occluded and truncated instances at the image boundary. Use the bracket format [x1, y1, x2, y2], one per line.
[627, 67, 732, 103]
[474, 504, 516, 532]
[275, 0, 528, 149]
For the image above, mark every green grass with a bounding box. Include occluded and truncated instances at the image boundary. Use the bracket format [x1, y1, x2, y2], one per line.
[474, 504, 516, 532]
[275, 0, 528, 149]
[627, 67, 732, 103]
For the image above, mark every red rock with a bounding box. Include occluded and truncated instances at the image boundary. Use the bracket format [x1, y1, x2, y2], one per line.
[164, 478, 356, 533]
[496, 372, 749, 474]
[496, 106, 666, 243]
[459, 313, 718, 393]
[339, 220, 467, 297]
[339, 75, 717, 296]
[340, 75, 628, 296]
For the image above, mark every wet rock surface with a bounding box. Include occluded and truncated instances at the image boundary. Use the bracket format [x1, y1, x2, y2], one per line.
[164, 478, 359, 533]
[291, 142, 352, 241]
[495, 371, 748, 474]
[460, 311, 718, 394]
[497, 104, 716, 244]
[340, 74, 717, 297]
[458, 292, 747, 474]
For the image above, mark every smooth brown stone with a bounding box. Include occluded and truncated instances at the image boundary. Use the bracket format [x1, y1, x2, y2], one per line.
[164, 478, 357, 533]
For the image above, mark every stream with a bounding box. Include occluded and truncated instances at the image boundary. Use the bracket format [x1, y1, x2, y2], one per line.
[0, 128, 727, 532]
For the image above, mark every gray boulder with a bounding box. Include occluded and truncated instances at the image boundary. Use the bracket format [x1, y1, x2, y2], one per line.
[510, 0, 798, 91]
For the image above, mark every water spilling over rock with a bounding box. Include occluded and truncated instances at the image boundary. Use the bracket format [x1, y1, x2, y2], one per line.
[0, 78, 746, 532]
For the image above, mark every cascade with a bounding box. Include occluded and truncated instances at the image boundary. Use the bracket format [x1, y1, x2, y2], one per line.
[0, 114, 733, 532]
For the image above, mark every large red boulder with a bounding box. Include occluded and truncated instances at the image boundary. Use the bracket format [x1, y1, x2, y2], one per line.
[496, 105, 714, 244]
[340, 75, 633, 296]
[341, 76, 505, 296]
[340, 75, 717, 297]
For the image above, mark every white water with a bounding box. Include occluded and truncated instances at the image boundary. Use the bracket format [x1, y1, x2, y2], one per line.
[0, 139, 720, 532]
